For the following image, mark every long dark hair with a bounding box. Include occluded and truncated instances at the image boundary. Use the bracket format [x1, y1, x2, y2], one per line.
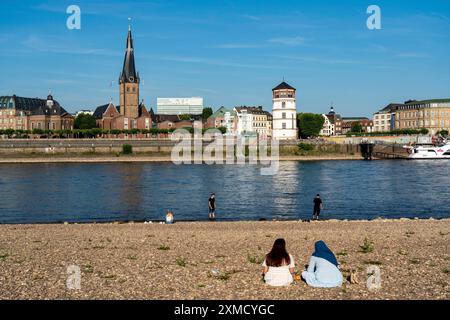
[265, 238, 290, 267]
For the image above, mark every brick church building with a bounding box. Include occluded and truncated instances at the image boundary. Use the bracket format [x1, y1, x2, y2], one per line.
[94, 26, 151, 130]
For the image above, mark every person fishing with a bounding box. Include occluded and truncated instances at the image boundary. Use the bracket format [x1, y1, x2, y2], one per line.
[208, 193, 216, 221]
[313, 194, 323, 220]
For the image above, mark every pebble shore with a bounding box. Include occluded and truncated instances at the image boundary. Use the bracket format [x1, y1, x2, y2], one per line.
[0, 219, 448, 299]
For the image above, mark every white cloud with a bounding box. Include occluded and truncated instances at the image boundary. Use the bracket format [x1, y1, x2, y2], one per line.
[21, 35, 121, 56]
[268, 36, 305, 46]
[142, 54, 285, 69]
[280, 55, 362, 65]
[395, 52, 429, 58]
[241, 14, 261, 21]
[213, 43, 263, 49]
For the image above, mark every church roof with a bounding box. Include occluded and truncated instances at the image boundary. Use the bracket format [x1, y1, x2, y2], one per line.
[119, 29, 139, 84]
[272, 81, 295, 91]
[93, 104, 110, 119]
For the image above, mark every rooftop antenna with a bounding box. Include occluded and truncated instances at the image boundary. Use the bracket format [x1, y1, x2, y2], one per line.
[128, 17, 132, 31]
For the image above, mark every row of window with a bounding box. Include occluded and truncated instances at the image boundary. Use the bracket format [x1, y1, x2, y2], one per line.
[374, 114, 391, 119]
[30, 122, 57, 130]
[274, 93, 294, 98]
[374, 120, 390, 125]
[253, 122, 269, 127]
[397, 119, 450, 127]
[398, 110, 450, 119]
[123, 118, 150, 130]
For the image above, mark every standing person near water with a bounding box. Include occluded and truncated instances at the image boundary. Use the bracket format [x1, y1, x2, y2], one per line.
[208, 193, 216, 220]
[313, 194, 323, 220]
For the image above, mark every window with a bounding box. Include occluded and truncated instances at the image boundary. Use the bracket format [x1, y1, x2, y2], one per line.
[282, 112, 286, 119]
[282, 102, 286, 108]
[282, 122, 286, 129]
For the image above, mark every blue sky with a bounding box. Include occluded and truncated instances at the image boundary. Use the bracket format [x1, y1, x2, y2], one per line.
[0, 0, 449, 116]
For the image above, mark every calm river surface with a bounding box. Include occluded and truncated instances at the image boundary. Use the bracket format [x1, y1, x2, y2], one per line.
[0, 160, 449, 223]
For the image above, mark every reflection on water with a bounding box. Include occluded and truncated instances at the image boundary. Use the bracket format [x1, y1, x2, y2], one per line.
[0, 160, 449, 223]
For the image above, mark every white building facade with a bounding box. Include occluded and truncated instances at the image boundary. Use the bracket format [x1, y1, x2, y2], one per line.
[320, 114, 334, 136]
[157, 97, 203, 115]
[233, 106, 272, 138]
[373, 111, 392, 132]
[272, 82, 298, 140]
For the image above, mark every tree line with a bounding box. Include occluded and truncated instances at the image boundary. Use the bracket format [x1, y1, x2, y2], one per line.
[0, 127, 228, 138]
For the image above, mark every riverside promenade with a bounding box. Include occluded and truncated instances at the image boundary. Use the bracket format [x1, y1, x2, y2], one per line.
[0, 219, 448, 299]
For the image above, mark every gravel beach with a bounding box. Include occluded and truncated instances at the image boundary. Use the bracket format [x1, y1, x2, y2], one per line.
[0, 219, 449, 300]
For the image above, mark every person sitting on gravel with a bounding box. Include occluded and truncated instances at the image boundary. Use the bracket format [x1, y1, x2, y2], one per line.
[301, 240, 343, 288]
[261, 238, 295, 286]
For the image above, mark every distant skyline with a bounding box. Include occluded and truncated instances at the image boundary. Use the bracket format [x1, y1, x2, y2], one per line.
[0, 0, 449, 116]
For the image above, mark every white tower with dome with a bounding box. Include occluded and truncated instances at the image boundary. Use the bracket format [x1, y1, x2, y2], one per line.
[272, 81, 298, 140]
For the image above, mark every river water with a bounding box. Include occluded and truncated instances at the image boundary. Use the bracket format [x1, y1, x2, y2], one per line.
[0, 160, 449, 223]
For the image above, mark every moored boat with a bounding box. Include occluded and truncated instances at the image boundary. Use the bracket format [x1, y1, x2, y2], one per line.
[403, 139, 450, 159]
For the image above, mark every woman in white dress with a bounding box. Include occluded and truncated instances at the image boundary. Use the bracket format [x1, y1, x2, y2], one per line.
[261, 239, 295, 286]
[301, 240, 343, 288]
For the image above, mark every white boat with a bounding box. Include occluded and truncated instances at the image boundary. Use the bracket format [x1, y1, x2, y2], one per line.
[403, 140, 450, 159]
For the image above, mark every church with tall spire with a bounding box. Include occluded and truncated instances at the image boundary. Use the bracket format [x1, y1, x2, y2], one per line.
[93, 24, 151, 131]
[119, 25, 140, 119]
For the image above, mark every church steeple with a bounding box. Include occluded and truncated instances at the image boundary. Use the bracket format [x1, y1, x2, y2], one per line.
[120, 26, 139, 84]
[119, 22, 140, 119]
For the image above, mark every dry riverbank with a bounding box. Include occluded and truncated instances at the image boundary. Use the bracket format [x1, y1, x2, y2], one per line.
[0, 219, 448, 299]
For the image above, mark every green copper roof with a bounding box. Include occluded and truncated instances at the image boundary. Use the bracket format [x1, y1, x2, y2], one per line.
[209, 106, 235, 118]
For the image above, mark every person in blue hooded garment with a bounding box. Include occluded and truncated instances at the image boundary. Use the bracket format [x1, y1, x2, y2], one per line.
[301, 240, 343, 288]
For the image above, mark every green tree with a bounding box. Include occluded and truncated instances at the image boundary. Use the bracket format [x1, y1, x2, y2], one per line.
[439, 129, 449, 137]
[419, 128, 429, 135]
[202, 107, 213, 120]
[297, 113, 325, 138]
[351, 122, 363, 133]
[4, 128, 15, 138]
[217, 126, 227, 134]
[74, 113, 97, 129]
[32, 128, 44, 135]
[179, 114, 192, 121]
